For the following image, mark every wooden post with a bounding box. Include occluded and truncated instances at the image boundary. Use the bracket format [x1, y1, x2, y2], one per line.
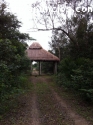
[39, 61, 41, 75]
[54, 62, 57, 74]
[31, 61, 32, 75]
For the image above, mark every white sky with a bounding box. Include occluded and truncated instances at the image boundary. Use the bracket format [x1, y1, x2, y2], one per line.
[5, 0, 52, 50]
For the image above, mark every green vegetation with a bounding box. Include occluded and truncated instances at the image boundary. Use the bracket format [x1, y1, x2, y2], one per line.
[41, 61, 54, 74]
[36, 80, 73, 125]
[49, 9, 93, 102]
[49, 76, 93, 124]
[41, 51, 55, 74]
[0, 1, 31, 115]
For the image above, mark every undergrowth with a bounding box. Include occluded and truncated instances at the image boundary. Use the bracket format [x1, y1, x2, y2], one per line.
[0, 73, 31, 119]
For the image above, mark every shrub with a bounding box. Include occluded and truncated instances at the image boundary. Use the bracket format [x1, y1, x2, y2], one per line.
[57, 57, 93, 101]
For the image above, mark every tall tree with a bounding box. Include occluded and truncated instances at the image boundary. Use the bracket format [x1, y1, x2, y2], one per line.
[49, 30, 69, 59]
[0, 1, 32, 101]
[31, 0, 93, 43]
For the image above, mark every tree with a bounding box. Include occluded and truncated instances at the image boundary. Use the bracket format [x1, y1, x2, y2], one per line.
[0, 1, 32, 105]
[31, 0, 93, 43]
[49, 30, 69, 59]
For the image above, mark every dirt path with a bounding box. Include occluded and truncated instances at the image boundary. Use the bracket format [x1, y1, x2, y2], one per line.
[31, 79, 40, 125]
[0, 76, 90, 125]
[31, 76, 90, 125]
[31, 93, 40, 125]
[50, 87, 89, 125]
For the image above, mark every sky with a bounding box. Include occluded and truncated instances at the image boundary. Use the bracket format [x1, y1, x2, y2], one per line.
[5, 0, 52, 50]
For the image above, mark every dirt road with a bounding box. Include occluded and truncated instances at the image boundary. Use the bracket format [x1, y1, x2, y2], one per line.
[0, 76, 90, 125]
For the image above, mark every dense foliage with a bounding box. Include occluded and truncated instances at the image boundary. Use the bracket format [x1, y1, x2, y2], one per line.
[41, 61, 54, 74]
[41, 51, 55, 74]
[0, 1, 31, 113]
[50, 15, 93, 102]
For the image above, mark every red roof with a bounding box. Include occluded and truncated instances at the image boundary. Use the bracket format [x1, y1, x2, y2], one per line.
[26, 42, 60, 61]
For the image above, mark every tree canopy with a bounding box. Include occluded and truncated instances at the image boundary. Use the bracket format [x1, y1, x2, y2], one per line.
[0, 1, 32, 110]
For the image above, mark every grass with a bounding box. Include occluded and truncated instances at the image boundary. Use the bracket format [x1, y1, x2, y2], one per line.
[35, 80, 74, 125]
[49, 76, 93, 124]
[0, 74, 33, 122]
[1, 75, 93, 125]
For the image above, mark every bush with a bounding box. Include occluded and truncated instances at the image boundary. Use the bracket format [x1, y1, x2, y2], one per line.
[57, 57, 76, 87]
[57, 57, 93, 101]
[80, 89, 93, 102]
[71, 58, 93, 90]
